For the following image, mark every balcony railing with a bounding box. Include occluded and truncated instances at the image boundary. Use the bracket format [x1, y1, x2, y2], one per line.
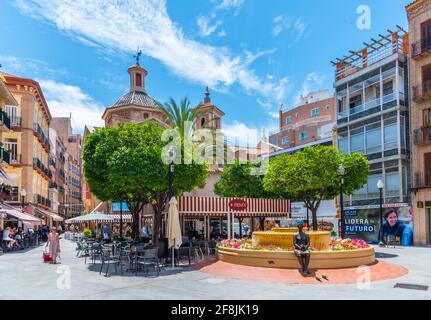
[411, 37, 431, 59]
[33, 123, 50, 151]
[33, 157, 50, 178]
[34, 194, 51, 208]
[8, 116, 22, 127]
[0, 147, 10, 164]
[337, 92, 398, 119]
[1, 186, 19, 202]
[9, 154, 21, 165]
[413, 171, 431, 188]
[413, 127, 431, 145]
[49, 182, 58, 189]
[0, 110, 11, 129]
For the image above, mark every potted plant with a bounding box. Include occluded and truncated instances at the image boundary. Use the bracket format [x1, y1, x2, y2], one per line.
[83, 228, 93, 239]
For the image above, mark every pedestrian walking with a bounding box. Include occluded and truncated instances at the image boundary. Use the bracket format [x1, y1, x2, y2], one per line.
[46, 227, 61, 264]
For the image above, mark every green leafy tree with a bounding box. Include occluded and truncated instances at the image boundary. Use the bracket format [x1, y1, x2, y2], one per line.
[215, 161, 274, 198]
[263, 145, 368, 231]
[83, 122, 208, 242]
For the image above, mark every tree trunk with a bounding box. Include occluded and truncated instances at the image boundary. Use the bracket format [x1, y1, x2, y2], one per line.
[132, 211, 140, 241]
[311, 207, 318, 232]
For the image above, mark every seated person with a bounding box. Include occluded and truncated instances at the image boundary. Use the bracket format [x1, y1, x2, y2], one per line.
[2, 227, 17, 249]
[294, 224, 311, 275]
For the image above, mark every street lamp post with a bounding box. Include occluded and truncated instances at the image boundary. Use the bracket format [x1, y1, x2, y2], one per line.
[20, 188, 26, 210]
[377, 179, 385, 246]
[166, 149, 175, 238]
[119, 198, 123, 240]
[338, 164, 345, 239]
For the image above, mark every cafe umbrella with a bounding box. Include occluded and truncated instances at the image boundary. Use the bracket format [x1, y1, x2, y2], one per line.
[167, 196, 182, 269]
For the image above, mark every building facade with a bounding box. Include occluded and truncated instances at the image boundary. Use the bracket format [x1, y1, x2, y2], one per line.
[51, 117, 83, 218]
[1, 73, 52, 216]
[269, 90, 336, 149]
[406, 0, 431, 245]
[333, 28, 411, 242]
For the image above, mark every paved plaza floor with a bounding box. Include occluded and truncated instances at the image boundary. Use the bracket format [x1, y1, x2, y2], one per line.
[0, 239, 430, 300]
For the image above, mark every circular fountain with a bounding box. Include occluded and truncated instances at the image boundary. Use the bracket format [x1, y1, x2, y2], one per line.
[217, 228, 375, 269]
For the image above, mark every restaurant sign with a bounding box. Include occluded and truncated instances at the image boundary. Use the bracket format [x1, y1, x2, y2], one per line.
[229, 199, 247, 211]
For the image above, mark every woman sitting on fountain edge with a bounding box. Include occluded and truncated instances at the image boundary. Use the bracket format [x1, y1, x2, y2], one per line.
[294, 224, 311, 276]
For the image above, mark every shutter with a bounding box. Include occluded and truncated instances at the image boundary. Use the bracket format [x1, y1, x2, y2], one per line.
[424, 152, 431, 185]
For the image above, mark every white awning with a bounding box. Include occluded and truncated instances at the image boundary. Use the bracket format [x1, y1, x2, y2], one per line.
[34, 207, 64, 222]
[1, 204, 42, 225]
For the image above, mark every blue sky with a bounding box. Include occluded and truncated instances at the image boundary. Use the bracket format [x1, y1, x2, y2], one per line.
[0, 0, 410, 145]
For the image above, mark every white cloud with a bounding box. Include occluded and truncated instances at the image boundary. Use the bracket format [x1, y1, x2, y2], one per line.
[256, 98, 273, 110]
[197, 15, 222, 37]
[272, 15, 306, 40]
[267, 111, 279, 119]
[244, 48, 277, 65]
[38, 79, 105, 133]
[216, 0, 244, 15]
[14, 0, 284, 104]
[294, 72, 327, 105]
[222, 121, 259, 147]
[0, 55, 66, 78]
[217, 29, 227, 38]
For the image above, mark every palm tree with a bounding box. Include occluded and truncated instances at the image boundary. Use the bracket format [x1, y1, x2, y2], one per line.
[157, 97, 202, 139]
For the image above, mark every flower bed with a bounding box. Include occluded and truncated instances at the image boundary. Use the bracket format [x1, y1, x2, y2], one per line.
[219, 238, 370, 252]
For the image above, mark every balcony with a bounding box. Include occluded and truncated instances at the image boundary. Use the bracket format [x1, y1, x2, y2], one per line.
[0, 186, 19, 202]
[413, 171, 431, 189]
[49, 182, 58, 189]
[33, 157, 50, 179]
[413, 127, 431, 145]
[9, 154, 22, 165]
[412, 80, 431, 103]
[411, 37, 431, 60]
[34, 194, 51, 208]
[8, 116, 22, 127]
[0, 147, 10, 164]
[0, 110, 11, 130]
[33, 122, 50, 152]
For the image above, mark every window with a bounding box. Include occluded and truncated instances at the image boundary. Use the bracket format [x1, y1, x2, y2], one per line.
[201, 117, 206, 127]
[383, 80, 393, 96]
[325, 105, 331, 110]
[311, 108, 320, 117]
[365, 127, 381, 154]
[295, 112, 299, 118]
[350, 94, 362, 109]
[136, 73, 142, 87]
[4, 138, 18, 161]
[338, 136, 348, 154]
[143, 113, 149, 119]
[350, 131, 365, 154]
[421, 19, 431, 49]
[384, 121, 398, 150]
[385, 172, 400, 197]
[5, 105, 18, 125]
[425, 153, 431, 185]
[286, 116, 292, 125]
[299, 131, 308, 141]
[282, 136, 289, 145]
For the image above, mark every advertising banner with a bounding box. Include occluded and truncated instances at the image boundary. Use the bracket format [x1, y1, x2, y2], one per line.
[343, 205, 413, 244]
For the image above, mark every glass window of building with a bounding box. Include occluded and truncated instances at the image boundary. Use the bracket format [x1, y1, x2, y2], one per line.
[4, 138, 18, 161]
[311, 108, 320, 117]
[282, 136, 289, 145]
[299, 131, 308, 141]
[385, 172, 400, 197]
[384, 118, 398, 150]
[286, 116, 292, 125]
[350, 129, 365, 154]
[365, 123, 381, 154]
[383, 80, 394, 96]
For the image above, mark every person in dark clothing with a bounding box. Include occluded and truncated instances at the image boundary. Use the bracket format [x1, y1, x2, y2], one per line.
[294, 224, 311, 276]
[39, 225, 50, 242]
[378, 209, 405, 244]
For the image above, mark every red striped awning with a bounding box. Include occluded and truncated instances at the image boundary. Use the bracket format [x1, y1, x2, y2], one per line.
[108, 214, 133, 222]
[177, 197, 290, 217]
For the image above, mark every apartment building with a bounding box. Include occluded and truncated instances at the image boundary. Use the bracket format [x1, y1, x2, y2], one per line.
[1, 73, 51, 208]
[269, 90, 336, 151]
[0, 74, 16, 170]
[51, 117, 83, 218]
[333, 27, 411, 242]
[406, 0, 431, 245]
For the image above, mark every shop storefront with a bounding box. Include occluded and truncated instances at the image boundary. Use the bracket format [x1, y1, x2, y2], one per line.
[177, 196, 290, 240]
